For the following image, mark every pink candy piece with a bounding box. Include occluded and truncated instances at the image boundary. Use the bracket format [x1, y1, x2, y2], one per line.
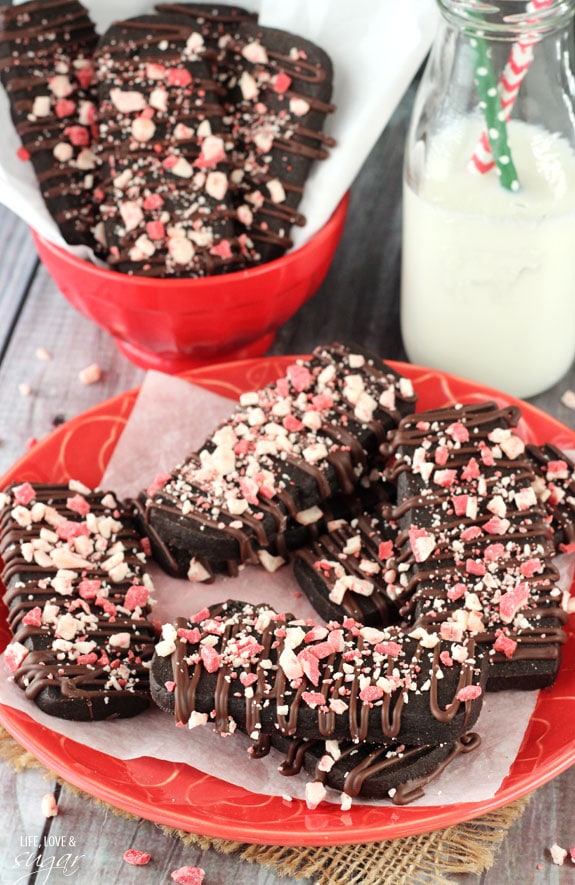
[374, 640, 402, 658]
[146, 472, 172, 497]
[167, 68, 193, 87]
[359, 685, 384, 703]
[210, 239, 232, 259]
[274, 71, 292, 93]
[124, 585, 149, 611]
[446, 421, 470, 443]
[55, 98, 76, 118]
[76, 66, 94, 90]
[66, 493, 90, 516]
[499, 582, 530, 624]
[494, 631, 518, 659]
[4, 642, 28, 672]
[123, 849, 151, 866]
[146, 221, 165, 241]
[408, 526, 436, 563]
[302, 691, 327, 708]
[13, 482, 36, 506]
[22, 607, 42, 627]
[456, 685, 482, 702]
[170, 866, 205, 885]
[200, 644, 221, 673]
[297, 647, 321, 686]
[287, 363, 312, 392]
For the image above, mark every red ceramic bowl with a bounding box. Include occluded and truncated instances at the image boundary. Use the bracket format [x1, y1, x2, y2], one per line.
[32, 194, 348, 374]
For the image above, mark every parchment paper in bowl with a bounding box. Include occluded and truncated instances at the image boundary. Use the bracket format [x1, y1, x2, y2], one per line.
[0, 0, 438, 258]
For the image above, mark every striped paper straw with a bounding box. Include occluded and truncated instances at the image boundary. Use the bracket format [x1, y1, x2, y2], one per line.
[469, 0, 553, 176]
[470, 27, 520, 191]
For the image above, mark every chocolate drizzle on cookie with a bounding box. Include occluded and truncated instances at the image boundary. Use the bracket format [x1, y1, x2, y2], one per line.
[293, 508, 403, 626]
[383, 402, 569, 690]
[153, 598, 487, 749]
[0, 0, 99, 245]
[267, 729, 481, 803]
[1, 480, 157, 721]
[140, 344, 416, 579]
[527, 442, 575, 550]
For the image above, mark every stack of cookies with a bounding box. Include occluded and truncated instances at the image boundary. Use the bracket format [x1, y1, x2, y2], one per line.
[294, 401, 570, 691]
[151, 599, 487, 804]
[135, 344, 572, 804]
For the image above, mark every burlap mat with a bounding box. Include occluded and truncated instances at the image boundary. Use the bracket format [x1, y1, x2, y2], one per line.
[0, 725, 529, 885]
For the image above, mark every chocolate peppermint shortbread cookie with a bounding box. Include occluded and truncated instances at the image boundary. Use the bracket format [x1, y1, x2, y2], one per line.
[94, 13, 253, 276]
[151, 600, 487, 747]
[265, 730, 481, 804]
[138, 343, 417, 580]
[139, 480, 392, 583]
[159, 7, 336, 262]
[385, 402, 569, 691]
[1, 481, 156, 720]
[216, 20, 336, 263]
[0, 0, 100, 246]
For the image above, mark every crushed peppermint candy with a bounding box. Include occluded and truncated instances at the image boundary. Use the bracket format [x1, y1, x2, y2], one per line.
[78, 363, 102, 385]
[123, 849, 151, 866]
[550, 843, 568, 865]
[170, 866, 205, 885]
[560, 389, 575, 410]
[1, 482, 157, 715]
[41, 793, 59, 819]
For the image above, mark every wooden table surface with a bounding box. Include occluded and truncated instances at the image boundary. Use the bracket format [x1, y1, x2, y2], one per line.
[0, 78, 574, 885]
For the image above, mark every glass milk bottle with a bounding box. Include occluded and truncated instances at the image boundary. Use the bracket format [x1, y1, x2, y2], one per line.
[401, 0, 575, 398]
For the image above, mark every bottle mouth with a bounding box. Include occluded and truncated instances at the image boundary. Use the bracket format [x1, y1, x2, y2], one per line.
[437, 0, 575, 37]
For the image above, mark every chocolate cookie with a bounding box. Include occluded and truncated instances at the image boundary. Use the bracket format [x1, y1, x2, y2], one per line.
[156, 4, 258, 29]
[527, 442, 575, 553]
[219, 20, 336, 262]
[137, 481, 391, 583]
[156, 8, 336, 262]
[1, 481, 156, 720]
[94, 13, 251, 276]
[150, 599, 487, 747]
[385, 402, 569, 691]
[293, 505, 404, 626]
[138, 343, 417, 579]
[0, 0, 99, 246]
[264, 730, 481, 803]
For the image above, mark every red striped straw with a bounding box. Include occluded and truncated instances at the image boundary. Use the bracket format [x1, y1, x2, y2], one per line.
[469, 0, 553, 175]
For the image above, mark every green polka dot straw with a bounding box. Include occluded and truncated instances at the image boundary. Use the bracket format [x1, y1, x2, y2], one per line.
[470, 31, 520, 191]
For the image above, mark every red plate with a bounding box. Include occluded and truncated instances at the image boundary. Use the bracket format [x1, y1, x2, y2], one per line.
[1, 358, 574, 846]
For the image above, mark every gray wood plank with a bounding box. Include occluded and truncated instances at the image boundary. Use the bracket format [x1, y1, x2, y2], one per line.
[0, 222, 144, 477]
[6, 766, 572, 885]
[0, 762, 70, 882]
[0, 769, 311, 884]
[0, 208, 39, 360]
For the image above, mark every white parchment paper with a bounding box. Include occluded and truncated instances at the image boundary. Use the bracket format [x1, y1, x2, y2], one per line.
[0, 0, 438, 256]
[1, 368, 559, 810]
